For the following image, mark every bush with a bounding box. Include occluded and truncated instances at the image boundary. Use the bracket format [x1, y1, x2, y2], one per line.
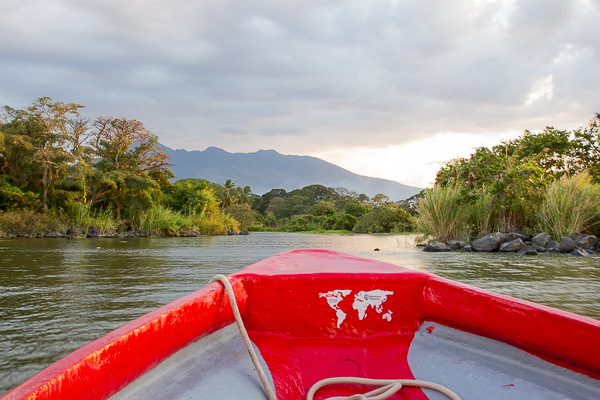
[63, 204, 118, 235]
[469, 193, 498, 238]
[0, 210, 65, 235]
[416, 185, 470, 241]
[332, 214, 358, 231]
[353, 206, 413, 233]
[536, 174, 600, 239]
[223, 203, 259, 229]
[137, 206, 193, 236]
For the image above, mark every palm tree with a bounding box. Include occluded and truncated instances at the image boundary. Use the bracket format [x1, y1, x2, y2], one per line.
[240, 186, 253, 205]
[222, 179, 236, 207]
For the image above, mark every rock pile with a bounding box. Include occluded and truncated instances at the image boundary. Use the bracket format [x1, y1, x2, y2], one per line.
[424, 232, 599, 256]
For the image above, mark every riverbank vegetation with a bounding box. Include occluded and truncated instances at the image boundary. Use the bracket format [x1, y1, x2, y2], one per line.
[0, 98, 237, 237]
[1, 97, 414, 237]
[417, 113, 600, 242]
[3, 97, 599, 240]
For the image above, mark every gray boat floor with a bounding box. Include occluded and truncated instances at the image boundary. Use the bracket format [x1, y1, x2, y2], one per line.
[409, 322, 600, 400]
[110, 323, 274, 400]
[111, 322, 600, 400]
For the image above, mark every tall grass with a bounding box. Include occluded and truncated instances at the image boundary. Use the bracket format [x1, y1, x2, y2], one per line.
[536, 174, 600, 239]
[0, 210, 65, 235]
[137, 206, 194, 236]
[137, 206, 239, 235]
[63, 203, 118, 235]
[416, 185, 471, 242]
[469, 193, 497, 238]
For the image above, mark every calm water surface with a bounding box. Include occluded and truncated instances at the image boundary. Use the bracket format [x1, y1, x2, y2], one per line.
[1, 232, 599, 394]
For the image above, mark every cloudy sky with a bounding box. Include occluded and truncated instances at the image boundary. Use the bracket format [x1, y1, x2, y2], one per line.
[2, 0, 600, 188]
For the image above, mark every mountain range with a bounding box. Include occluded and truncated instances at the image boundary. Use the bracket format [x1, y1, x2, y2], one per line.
[162, 145, 422, 200]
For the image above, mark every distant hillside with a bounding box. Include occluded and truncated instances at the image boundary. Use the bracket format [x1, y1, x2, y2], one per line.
[162, 145, 422, 200]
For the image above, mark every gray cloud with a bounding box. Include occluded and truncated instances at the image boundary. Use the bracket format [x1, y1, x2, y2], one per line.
[1, 0, 599, 156]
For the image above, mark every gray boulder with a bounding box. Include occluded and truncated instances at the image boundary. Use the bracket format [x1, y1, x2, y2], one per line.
[446, 238, 466, 250]
[470, 233, 505, 252]
[499, 239, 525, 252]
[462, 244, 472, 252]
[531, 243, 546, 252]
[518, 246, 538, 255]
[512, 231, 532, 241]
[546, 240, 559, 252]
[532, 232, 551, 248]
[571, 234, 598, 250]
[571, 249, 592, 257]
[503, 232, 530, 243]
[86, 226, 101, 238]
[424, 241, 451, 252]
[559, 237, 577, 253]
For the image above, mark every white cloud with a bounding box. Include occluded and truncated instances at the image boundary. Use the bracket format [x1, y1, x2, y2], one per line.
[526, 75, 554, 104]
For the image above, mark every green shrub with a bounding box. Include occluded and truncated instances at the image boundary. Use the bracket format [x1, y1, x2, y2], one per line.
[353, 206, 413, 233]
[332, 214, 358, 231]
[223, 203, 259, 229]
[536, 174, 600, 239]
[416, 185, 470, 241]
[0, 210, 65, 235]
[137, 206, 194, 236]
[469, 193, 498, 238]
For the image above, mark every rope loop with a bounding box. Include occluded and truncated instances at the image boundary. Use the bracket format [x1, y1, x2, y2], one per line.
[307, 377, 462, 400]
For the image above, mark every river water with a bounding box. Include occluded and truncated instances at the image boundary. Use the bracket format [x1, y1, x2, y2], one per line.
[1, 232, 599, 395]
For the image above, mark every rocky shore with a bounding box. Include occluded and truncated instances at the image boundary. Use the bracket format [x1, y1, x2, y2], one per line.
[424, 232, 599, 256]
[0, 226, 249, 239]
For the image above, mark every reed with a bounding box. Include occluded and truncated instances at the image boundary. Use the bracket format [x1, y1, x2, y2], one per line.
[416, 185, 471, 242]
[137, 206, 194, 236]
[536, 174, 600, 239]
[469, 193, 498, 238]
[0, 210, 65, 235]
[62, 204, 119, 235]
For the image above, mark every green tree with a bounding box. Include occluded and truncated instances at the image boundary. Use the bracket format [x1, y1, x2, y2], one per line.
[353, 204, 414, 233]
[268, 195, 309, 219]
[309, 201, 335, 216]
[223, 203, 259, 229]
[573, 113, 600, 183]
[164, 179, 220, 216]
[372, 193, 390, 206]
[239, 186, 253, 205]
[3, 97, 84, 211]
[89, 117, 174, 218]
[255, 188, 287, 214]
[221, 179, 237, 207]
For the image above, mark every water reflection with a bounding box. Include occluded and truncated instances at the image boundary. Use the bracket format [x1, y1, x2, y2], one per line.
[1, 233, 599, 394]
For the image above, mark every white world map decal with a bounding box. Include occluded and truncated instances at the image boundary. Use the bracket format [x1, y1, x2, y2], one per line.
[319, 289, 394, 328]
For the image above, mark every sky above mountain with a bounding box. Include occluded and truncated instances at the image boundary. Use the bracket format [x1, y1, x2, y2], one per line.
[2, 0, 600, 187]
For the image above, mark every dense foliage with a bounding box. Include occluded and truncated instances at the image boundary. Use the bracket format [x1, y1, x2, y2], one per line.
[420, 113, 600, 240]
[0, 98, 235, 235]
[9, 97, 596, 239]
[247, 184, 416, 233]
[1, 97, 414, 236]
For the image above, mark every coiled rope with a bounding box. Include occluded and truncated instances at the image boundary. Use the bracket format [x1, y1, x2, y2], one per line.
[209, 274, 462, 400]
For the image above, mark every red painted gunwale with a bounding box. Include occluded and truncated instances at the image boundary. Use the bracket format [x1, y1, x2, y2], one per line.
[3, 249, 600, 400]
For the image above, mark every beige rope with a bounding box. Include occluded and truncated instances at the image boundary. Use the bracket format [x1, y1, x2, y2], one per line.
[210, 274, 462, 400]
[208, 274, 277, 400]
[306, 377, 462, 400]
